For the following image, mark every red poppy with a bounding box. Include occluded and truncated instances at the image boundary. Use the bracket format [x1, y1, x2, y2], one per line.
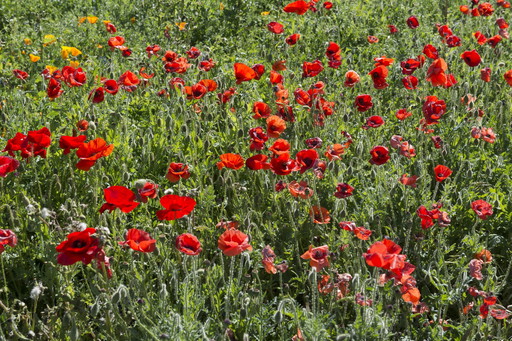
[156, 195, 196, 220]
[400, 58, 421, 75]
[301, 245, 330, 271]
[217, 153, 244, 170]
[426, 58, 448, 87]
[135, 181, 158, 203]
[399, 141, 416, 158]
[262, 245, 277, 274]
[433, 164, 452, 182]
[480, 67, 491, 82]
[198, 58, 216, 71]
[105, 22, 117, 33]
[166, 162, 190, 182]
[305, 137, 322, 149]
[275, 181, 287, 192]
[283, 0, 310, 14]
[401, 75, 418, 90]
[218, 87, 237, 104]
[186, 47, 201, 59]
[288, 181, 314, 199]
[369, 146, 390, 165]
[269, 70, 283, 84]
[102, 79, 119, 95]
[119, 229, 156, 253]
[487, 35, 502, 48]
[431, 136, 443, 149]
[108, 36, 125, 49]
[399, 174, 419, 188]
[248, 127, 268, 150]
[164, 57, 192, 74]
[302, 60, 323, 78]
[266, 115, 286, 138]
[0, 229, 17, 254]
[175, 233, 202, 255]
[59, 135, 86, 155]
[47, 77, 63, 99]
[368, 65, 389, 89]
[323, 2, 333, 9]
[62, 66, 86, 87]
[118, 70, 139, 92]
[218, 229, 252, 256]
[251, 64, 265, 80]
[363, 238, 404, 270]
[162, 50, 178, 62]
[496, 18, 509, 29]
[395, 109, 412, 120]
[293, 89, 311, 107]
[99, 186, 139, 214]
[88, 87, 105, 103]
[480, 127, 496, 143]
[344, 70, 360, 87]
[471, 200, 493, 220]
[461, 50, 481, 67]
[324, 144, 346, 161]
[473, 31, 488, 45]
[388, 25, 398, 34]
[310, 206, 330, 224]
[354, 94, 373, 112]
[362, 115, 385, 129]
[246, 154, 271, 170]
[270, 153, 299, 175]
[267, 22, 284, 34]
[422, 96, 446, 125]
[234, 63, 257, 84]
[12, 69, 28, 80]
[326, 42, 342, 68]
[296, 149, 319, 173]
[0, 156, 20, 178]
[3, 127, 52, 159]
[423, 44, 439, 59]
[334, 183, 354, 198]
[285, 33, 301, 45]
[460, 5, 470, 14]
[252, 102, 271, 119]
[374, 56, 394, 67]
[367, 36, 379, 43]
[75, 138, 114, 171]
[504, 70, 512, 86]
[56, 228, 100, 265]
[478, 2, 494, 16]
[406, 16, 419, 29]
[475, 249, 493, 264]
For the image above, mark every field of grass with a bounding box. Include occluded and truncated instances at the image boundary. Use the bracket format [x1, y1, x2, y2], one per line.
[0, 0, 512, 339]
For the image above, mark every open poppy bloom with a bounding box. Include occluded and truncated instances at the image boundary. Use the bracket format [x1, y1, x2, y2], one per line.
[310, 206, 330, 224]
[406, 16, 419, 29]
[301, 245, 330, 272]
[218, 229, 252, 256]
[423, 44, 439, 59]
[367, 36, 379, 44]
[135, 181, 158, 203]
[266, 115, 286, 138]
[75, 138, 114, 171]
[217, 153, 244, 170]
[324, 144, 346, 161]
[156, 194, 196, 220]
[166, 162, 191, 182]
[302, 60, 323, 78]
[363, 116, 385, 129]
[285, 33, 300, 45]
[3, 127, 52, 159]
[344, 70, 360, 87]
[395, 109, 412, 120]
[504, 70, 512, 86]
[296, 149, 318, 173]
[270, 153, 299, 175]
[267, 21, 284, 34]
[234, 63, 257, 84]
[248, 127, 268, 150]
[283, 0, 310, 15]
[0, 229, 17, 254]
[422, 96, 446, 125]
[108, 36, 125, 49]
[471, 200, 493, 220]
[47, 77, 64, 99]
[62, 66, 86, 87]
[175, 233, 202, 255]
[119, 229, 156, 253]
[426, 58, 448, 87]
[369, 146, 390, 165]
[434, 164, 452, 182]
[399, 174, 419, 188]
[368, 65, 389, 89]
[100, 186, 139, 214]
[246, 154, 271, 170]
[354, 94, 373, 112]
[118, 71, 139, 92]
[252, 102, 271, 119]
[402, 75, 418, 90]
[88, 87, 104, 103]
[0, 156, 20, 178]
[461, 50, 482, 67]
[288, 181, 314, 199]
[59, 135, 86, 155]
[56, 228, 100, 265]
[269, 139, 291, 156]
[12, 69, 29, 80]
[334, 183, 354, 198]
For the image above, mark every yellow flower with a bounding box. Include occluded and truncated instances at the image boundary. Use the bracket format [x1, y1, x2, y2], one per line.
[61, 46, 82, 59]
[43, 34, 56, 47]
[102, 20, 111, 24]
[175, 22, 187, 31]
[24, 38, 32, 45]
[220, 2, 225, 10]
[97, 44, 103, 48]
[29, 54, 41, 62]
[261, 11, 270, 16]
[69, 61, 80, 68]
[87, 16, 98, 24]
[45, 65, 58, 74]
[78, 17, 87, 24]
[130, 17, 136, 23]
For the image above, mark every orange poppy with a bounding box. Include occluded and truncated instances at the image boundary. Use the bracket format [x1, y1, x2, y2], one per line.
[288, 180, 314, 199]
[266, 115, 286, 138]
[252, 102, 271, 119]
[504, 69, 512, 86]
[301, 245, 330, 271]
[216, 153, 244, 170]
[309, 206, 330, 224]
[344, 70, 360, 87]
[426, 58, 448, 87]
[234, 63, 257, 84]
[218, 230, 252, 256]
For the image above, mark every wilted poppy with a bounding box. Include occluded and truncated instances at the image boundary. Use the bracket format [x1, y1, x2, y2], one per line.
[218, 229, 252, 256]
[301, 245, 330, 271]
[433, 164, 452, 182]
[175, 233, 202, 255]
[261, 245, 277, 274]
[287, 180, 314, 199]
[198, 58, 216, 71]
[471, 200, 493, 220]
[369, 146, 390, 165]
[75, 138, 114, 171]
[119, 229, 156, 253]
[267, 22, 284, 34]
[487, 35, 502, 48]
[156, 195, 196, 220]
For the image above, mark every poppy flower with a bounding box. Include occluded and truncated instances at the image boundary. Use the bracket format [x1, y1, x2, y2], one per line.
[469, 259, 484, 280]
[461, 50, 481, 67]
[59, 135, 86, 155]
[354, 94, 373, 112]
[374, 56, 394, 67]
[266, 115, 286, 138]
[496, 18, 509, 29]
[422, 96, 446, 125]
[118, 71, 139, 92]
[163, 57, 192, 74]
[0, 229, 17, 254]
[270, 153, 299, 175]
[245, 154, 271, 170]
[252, 102, 271, 119]
[234, 63, 257, 84]
[217, 153, 244, 170]
[119, 229, 156, 253]
[186, 47, 201, 59]
[108, 36, 125, 49]
[431, 136, 443, 149]
[262, 245, 277, 274]
[302, 60, 323, 78]
[156, 195, 196, 221]
[400, 59, 421, 75]
[310, 206, 330, 224]
[0, 156, 20, 178]
[75, 138, 114, 171]
[198, 58, 216, 71]
[471, 200, 493, 220]
[478, 2, 494, 15]
[368, 65, 389, 89]
[62, 66, 86, 87]
[102, 79, 119, 95]
[218, 229, 252, 256]
[251, 64, 265, 80]
[487, 35, 502, 48]
[326, 42, 342, 68]
[267, 22, 284, 34]
[269, 70, 283, 84]
[480, 67, 491, 82]
[473, 31, 488, 45]
[99, 186, 139, 214]
[369, 146, 390, 165]
[480, 127, 496, 143]
[367, 36, 379, 44]
[288, 180, 314, 199]
[135, 181, 158, 203]
[475, 249, 493, 264]
[504, 70, 512, 86]
[293, 89, 311, 107]
[399, 174, 419, 188]
[433, 164, 452, 182]
[3, 127, 52, 159]
[296, 149, 319, 173]
[426, 58, 448, 87]
[248, 127, 268, 150]
[283, 0, 310, 15]
[395, 109, 412, 120]
[47, 77, 63, 99]
[362, 115, 385, 129]
[334, 183, 354, 198]
[324, 144, 346, 161]
[344, 70, 360, 87]
[301, 245, 330, 271]
[175, 233, 202, 255]
[12, 69, 29, 80]
[406, 16, 419, 29]
[269, 139, 291, 156]
[323, 2, 333, 9]
[105, 22, 117, 33]
[399, 141, 416, 158]
[423, 45, 439, 59]
[305, 137, 322, 149]
[285, 33, 300, 45]
[166, 162, 191, 182]
[56, 228, 100, 265]
[388, 25, 398, 34]
[88, 87, 105, 103]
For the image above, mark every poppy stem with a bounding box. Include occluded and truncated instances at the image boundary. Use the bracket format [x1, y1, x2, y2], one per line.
[471, 220, 479, 235]
[432, 181, 440, 202]
[1, 257, 8, 306]
[225, 256, 235, 319]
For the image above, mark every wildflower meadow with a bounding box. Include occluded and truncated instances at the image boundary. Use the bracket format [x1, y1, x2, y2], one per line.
[0, 0, 512, 339]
